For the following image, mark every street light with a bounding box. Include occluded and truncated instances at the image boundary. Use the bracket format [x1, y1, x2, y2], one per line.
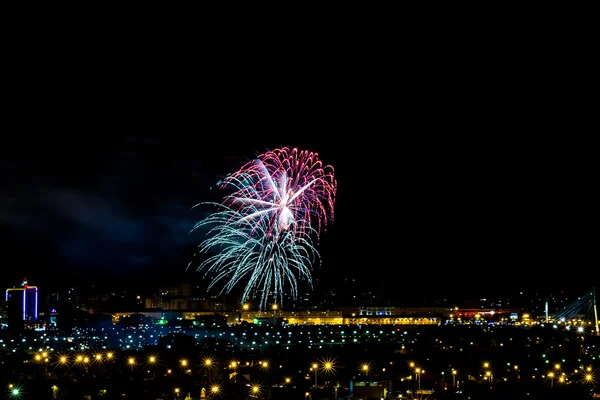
[250, 384, 261, 398]
[482, 362, 492, 387]
[230, 360, 238, 383]
[452, 369, 457, 387]
[312, 363, 318, 387]
[320, 358, 336, 387]
[360, 363, 370, 376]
[203, 356, 215, 381]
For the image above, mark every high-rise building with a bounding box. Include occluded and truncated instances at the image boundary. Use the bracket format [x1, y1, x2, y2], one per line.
[6, 278, 38, 329]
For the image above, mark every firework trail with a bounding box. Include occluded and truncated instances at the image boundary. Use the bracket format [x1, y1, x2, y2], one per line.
[188, 147, 336, 310]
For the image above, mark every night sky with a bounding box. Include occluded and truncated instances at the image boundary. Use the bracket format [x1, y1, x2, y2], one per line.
[1, 37, 595, 302]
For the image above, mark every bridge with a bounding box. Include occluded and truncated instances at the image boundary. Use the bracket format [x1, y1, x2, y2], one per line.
[547, 286, 599, 336]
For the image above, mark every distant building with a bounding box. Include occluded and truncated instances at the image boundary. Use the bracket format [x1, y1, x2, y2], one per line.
[0, 299, 6, 329]
[5, 278, 38, 330]
[351, 380, 387, 399]
[143, 282, 211, 311]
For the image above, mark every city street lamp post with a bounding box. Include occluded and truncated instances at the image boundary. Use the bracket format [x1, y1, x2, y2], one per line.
[452, 369, 457, 387]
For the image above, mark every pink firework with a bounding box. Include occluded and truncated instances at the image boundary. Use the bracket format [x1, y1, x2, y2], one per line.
[221, 147, 337, 240]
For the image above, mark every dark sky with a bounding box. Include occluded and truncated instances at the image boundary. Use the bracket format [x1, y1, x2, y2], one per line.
[1, 34, 596, 301]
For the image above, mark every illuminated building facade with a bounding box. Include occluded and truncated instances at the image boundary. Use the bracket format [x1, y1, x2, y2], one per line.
[240, 309, 344, 325]
[6, 278, 38, 329]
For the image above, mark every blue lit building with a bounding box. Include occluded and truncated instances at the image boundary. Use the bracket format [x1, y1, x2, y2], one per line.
[6, 278, 38, 329]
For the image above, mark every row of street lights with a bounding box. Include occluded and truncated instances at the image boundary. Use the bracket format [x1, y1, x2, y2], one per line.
[24, 351, 598, 397]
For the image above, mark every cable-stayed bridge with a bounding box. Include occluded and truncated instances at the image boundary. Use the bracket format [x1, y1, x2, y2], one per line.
[547, 286, 599, 336]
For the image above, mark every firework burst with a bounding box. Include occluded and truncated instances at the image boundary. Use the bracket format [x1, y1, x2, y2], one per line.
[189, 147, 336, 309]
